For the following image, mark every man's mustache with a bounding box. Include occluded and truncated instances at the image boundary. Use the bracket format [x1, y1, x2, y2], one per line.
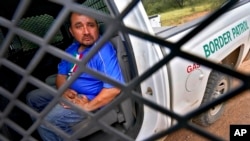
[82, 35, 93, 40]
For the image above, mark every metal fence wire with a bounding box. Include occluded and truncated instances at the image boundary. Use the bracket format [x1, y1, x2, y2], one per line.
[0, 0, 249, 141]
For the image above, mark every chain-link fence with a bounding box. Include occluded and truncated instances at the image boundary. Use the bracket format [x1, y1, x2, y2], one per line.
[0, 0, 249, 141]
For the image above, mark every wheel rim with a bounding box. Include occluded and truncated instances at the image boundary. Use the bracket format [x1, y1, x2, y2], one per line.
[209, 77, 229, 116]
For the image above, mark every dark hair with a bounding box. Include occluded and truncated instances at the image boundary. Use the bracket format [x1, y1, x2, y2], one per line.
[67, 12, 98, 27]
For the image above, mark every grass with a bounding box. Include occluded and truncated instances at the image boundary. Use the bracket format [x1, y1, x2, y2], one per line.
[160, 3, 213, 26]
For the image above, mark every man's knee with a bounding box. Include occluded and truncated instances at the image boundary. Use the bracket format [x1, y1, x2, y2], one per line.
[26, 89, 53, 106]
[27, 89, 42, 102]
[26, 89, 38, 106]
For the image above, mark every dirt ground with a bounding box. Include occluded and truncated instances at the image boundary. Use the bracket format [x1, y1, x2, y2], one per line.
[163, 60, 250, 141]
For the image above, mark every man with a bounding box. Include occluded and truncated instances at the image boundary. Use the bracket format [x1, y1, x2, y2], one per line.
[26, 12, 124, 141]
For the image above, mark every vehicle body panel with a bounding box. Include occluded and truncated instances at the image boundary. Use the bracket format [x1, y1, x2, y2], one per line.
[163, 2, 250, 116]
[113, 0, 250, 140]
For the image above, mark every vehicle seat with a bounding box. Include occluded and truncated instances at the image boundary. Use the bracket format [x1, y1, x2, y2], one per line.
[72, 108, 119, 137]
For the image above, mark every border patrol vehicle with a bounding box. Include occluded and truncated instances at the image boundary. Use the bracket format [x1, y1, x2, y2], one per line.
[0, 0, 249, 140]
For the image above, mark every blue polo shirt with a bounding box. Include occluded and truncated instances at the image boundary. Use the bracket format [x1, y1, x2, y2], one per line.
[58, 39, 124, 100]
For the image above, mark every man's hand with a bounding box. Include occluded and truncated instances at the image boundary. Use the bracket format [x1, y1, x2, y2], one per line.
[61, 89, 89, 109]
[74, 95, 89, 107]
[63, 89, 78, 100]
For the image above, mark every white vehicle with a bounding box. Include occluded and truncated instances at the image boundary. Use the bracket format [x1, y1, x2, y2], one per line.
[111, 0, 250, 140]
[0, 0, 249, 141]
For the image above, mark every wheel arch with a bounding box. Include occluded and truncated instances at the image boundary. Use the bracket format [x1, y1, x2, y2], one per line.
[222, 44, 245, 68]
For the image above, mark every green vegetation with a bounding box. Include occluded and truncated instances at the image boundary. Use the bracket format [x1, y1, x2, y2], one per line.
[160, 4, 211, 26]
[142, 0, 226, 26]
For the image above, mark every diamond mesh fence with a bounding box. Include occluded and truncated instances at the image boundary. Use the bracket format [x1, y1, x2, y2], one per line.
[0, 0, 249, 141]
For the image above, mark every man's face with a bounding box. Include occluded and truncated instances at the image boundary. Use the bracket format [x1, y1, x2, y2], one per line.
[69, 13, 99, 47]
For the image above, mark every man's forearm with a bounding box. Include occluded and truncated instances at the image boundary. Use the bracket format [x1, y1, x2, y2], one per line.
[83, 88, 121, 111]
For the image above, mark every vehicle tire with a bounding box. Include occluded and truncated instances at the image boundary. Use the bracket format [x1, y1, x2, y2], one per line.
[193, 70, 231, 126]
